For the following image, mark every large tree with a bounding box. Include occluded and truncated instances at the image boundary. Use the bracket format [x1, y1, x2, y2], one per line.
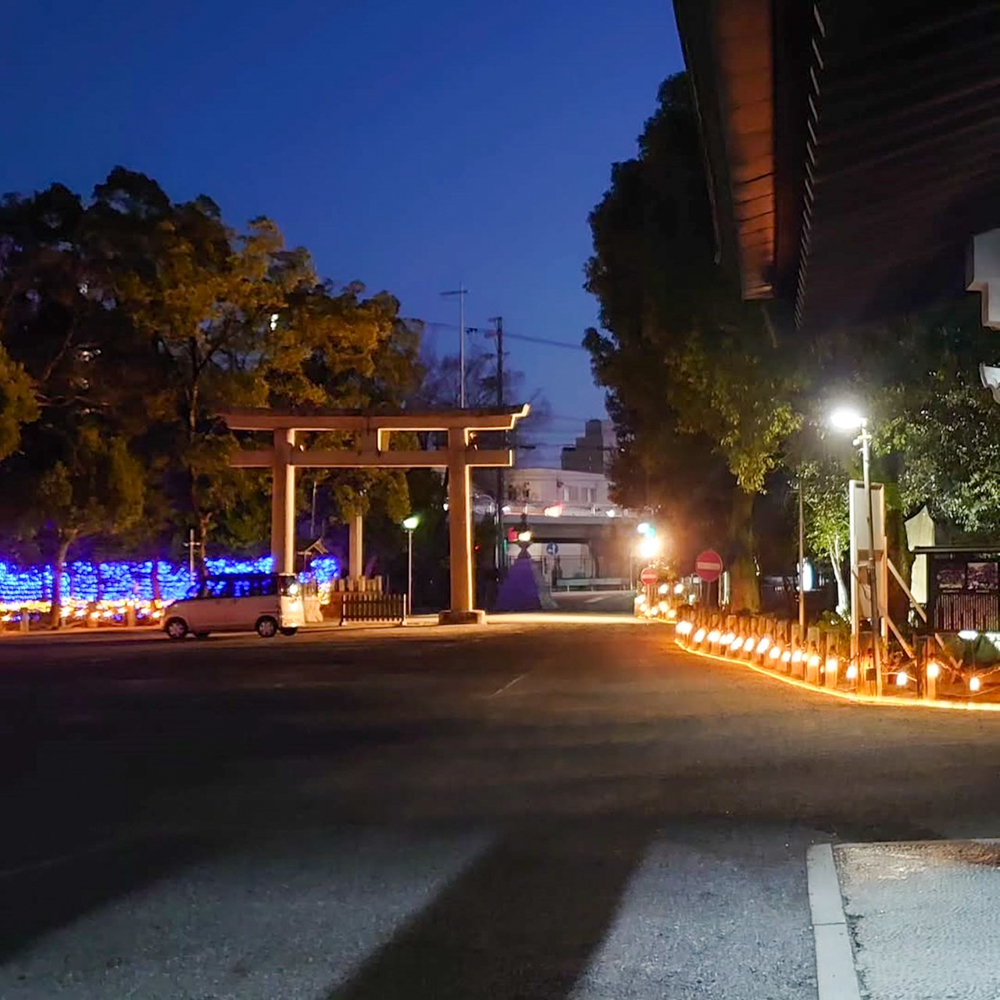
[0, 168, 425, 606]
[0, 180, 155, 621]
[584, 74, 801, 610]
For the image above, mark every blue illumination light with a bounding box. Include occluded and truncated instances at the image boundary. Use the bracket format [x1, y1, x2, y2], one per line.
[0, 554, 340, 604]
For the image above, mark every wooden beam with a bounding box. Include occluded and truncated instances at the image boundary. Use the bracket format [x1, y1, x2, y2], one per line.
[289, 449, 514, 469]
[230, 448, 514, 470]
[221, 405, 529, 433]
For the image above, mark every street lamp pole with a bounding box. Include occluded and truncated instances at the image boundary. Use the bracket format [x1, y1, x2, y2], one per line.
[407, 529, 414, 618]
[402, 514, 420, 619]
[858, 419, 882, 696]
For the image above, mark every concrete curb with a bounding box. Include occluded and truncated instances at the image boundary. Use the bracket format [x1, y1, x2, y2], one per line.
[806, 845, 862, 1000]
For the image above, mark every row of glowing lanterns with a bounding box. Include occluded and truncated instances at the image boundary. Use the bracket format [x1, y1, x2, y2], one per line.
[0, 599, 167, 624]
[675, 620, 978, 692]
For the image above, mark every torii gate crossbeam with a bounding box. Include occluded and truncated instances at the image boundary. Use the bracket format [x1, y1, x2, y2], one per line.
[220, 406, 530, 625]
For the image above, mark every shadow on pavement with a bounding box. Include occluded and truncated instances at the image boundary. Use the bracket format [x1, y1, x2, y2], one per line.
[327, 820, 649, 1000]
[0, 835, 208, 965]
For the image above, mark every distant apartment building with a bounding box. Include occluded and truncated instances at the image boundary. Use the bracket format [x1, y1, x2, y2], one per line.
[560, 419, 616, 474]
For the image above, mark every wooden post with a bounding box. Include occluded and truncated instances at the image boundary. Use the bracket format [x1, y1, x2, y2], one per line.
[271, 428, 296, 575]
[439, 427, 484, 624]
[349, 513, 363, 582]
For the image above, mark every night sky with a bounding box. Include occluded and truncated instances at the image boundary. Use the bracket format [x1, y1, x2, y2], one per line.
[3, 1, 682, 464]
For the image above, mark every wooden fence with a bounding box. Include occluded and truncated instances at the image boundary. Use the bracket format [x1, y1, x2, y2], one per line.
[328, 591, 405, 625]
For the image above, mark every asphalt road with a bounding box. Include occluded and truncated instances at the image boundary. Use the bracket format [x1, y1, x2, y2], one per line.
[2, 618, 1000, 999]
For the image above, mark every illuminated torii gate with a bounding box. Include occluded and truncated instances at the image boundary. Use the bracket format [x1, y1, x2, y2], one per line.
[220, 406, 530, 625]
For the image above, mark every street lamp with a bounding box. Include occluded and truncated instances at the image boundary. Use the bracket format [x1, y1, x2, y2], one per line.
[402, 514, 419, 618]
[637, 535, 663, 561]
[830, 407, 882, 695]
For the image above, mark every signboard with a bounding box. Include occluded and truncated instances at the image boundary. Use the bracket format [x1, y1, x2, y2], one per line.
[694, 550, 724, 583]
[848, 481, 888, 619]
[922, 548, 1000, 632]
[640, 565, 658, 586]
[546, 542, 559, 556]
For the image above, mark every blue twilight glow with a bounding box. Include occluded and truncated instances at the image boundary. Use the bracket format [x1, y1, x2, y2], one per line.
[0, 555, 341, 604]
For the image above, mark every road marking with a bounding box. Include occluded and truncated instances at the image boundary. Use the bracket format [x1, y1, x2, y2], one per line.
[806, 844, 862, 1000]
[487, 672, 528, 698]
[0, 835, 128, 881]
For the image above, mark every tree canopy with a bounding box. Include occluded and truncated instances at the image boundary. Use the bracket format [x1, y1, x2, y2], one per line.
[0, 168, 423, 619]
[585, 73, 1000, 615]
[585, 74, 802, 610]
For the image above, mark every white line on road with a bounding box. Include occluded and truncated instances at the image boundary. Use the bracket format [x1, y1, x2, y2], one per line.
[0, 835, 129, 881]
[487, 672, 528, 698]
[806, 844, 862, 1000]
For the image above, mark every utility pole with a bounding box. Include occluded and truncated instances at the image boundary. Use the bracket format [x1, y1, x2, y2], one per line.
[489, 316, 504, 576]
[441, 286, 468, 407]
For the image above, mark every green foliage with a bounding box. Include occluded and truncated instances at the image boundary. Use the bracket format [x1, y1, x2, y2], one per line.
[0, 346, 38, 460]
[584, 73, 803, 608]
[35, 430, 144, 541]
[0, 167, 423, 592]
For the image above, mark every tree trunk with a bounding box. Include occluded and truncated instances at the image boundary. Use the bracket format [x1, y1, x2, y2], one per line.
[728, 488, 760, 613]
[829, 536, 849, 618]
[49, 533, 75, 629]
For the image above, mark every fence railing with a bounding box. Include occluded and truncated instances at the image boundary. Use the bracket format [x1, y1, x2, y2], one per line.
[328, 591, 405, 625]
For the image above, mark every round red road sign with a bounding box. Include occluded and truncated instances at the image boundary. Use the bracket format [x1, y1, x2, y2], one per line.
[694, 549, 724, 583]
[640, 565, 658, 586]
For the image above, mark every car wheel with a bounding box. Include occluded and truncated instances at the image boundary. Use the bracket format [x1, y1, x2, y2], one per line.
[279, 627, 298, 636]
[165, 617, 188, 640]
[256, 616, 278, 638]
[194, 632, 210, 640]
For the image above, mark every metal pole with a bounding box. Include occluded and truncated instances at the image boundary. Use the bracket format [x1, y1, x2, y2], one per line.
[188, 527, 195, 579]
[491, 315, 504, 577]
[798, 478, 807, 635]
[407, 529, 414, 618]
[861, 422, 883, 696]
[441, 287, 468, 408]
[310, 478, 317, 538]
[459, 290, 466, 408]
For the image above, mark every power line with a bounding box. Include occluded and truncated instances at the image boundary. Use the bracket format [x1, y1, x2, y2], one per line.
[419, 319, 588, 352]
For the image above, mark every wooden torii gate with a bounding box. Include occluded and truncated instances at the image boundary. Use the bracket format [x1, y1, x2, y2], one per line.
[219, 405, 530, 624]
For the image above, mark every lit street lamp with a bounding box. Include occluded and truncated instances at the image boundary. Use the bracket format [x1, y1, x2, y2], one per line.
[402, 514, 420, 617]
[830, 407, 882, 695]
[637, 534, 663, 562]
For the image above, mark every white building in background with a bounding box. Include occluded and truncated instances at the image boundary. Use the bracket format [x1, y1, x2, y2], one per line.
[503, 467, 613, 516]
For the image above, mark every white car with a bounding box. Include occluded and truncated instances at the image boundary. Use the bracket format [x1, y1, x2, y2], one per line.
[164, 573, 305, 639]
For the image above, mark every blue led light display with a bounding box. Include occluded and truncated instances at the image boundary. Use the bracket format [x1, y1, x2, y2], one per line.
[0, 555, 341, 604]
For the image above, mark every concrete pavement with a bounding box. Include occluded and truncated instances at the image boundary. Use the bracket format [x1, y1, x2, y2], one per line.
[2, 620, 1000, 997]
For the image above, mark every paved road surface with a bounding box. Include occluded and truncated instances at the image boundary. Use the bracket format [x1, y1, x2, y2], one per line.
[552, 589, 636, 614]
[2, 619, 1000, 998]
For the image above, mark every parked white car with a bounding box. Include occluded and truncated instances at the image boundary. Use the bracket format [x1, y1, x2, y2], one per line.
[164, 573, 305, 639]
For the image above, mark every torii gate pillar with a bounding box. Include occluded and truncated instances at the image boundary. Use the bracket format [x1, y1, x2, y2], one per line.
[271, 428, 296, 575]
[442, 427, 478, 624]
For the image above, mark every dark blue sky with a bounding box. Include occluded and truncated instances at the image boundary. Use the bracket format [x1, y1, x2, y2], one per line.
[3, 1, 682, 463]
